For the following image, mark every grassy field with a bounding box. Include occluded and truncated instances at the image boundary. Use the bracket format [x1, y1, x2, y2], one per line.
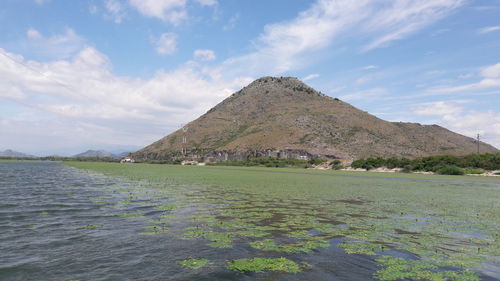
[67, 162, 500, 280]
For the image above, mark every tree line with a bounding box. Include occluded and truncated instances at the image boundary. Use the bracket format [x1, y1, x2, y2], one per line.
[351, 153, 500, 175]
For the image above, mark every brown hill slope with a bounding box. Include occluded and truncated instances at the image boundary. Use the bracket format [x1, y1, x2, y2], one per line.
[132, 77, 498, 160]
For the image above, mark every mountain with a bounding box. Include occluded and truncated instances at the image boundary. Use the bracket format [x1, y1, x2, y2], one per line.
[132, 76, 498, 161]
[73, 150, 127, 159]
[0, 149, 36, 158]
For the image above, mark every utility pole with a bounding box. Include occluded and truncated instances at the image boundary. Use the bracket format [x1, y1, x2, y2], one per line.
[477, 133, 480, 154]
[180, 124, 188, 156]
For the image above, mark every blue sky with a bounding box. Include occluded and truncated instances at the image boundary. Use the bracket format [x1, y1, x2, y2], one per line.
[1, 0, 499, 156]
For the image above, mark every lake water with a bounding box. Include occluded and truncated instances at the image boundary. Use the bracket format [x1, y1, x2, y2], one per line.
[1, 161, 498, 281]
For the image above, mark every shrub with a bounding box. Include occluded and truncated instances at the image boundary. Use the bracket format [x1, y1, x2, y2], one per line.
[436, 165, 464, 175]
[402, 165, 412, 173]
[331, 160, 343, 170]
[463, 168, 484, 175]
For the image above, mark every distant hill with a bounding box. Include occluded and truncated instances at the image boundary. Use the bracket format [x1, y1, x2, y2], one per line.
[73, 150, 128, 159]
[0, 149, 36, 158]
[132, 76, 498, 161]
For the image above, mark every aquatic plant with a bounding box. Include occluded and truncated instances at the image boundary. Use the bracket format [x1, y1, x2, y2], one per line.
[339, 240, 381, 255]
[375, 256, 480, 281]
[177, 258, 209, 269]
[67, 162, 500, 280]
[85, 224, 102, 229]
[227, 257, 301, 273]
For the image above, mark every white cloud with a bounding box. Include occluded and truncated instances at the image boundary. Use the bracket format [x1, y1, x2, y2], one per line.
[361, 65, 378, 70]
[411, 101, 500, 148]
[413, 101, 463, 116]
[26, 28, 42, 40]
[478, 26, 500, 34]
[428, 62, 500, 93]
[220, 0, 464, 77]
[128, 0, 217, 25]
[24, 27, 85, 60]
[194, 0, 217, 6]
[154, 33, 177, 55]
[129, 0, 187, 25]
[303, 74, 319, 81]
[361, 0, 464, 51]
[0, 0, 471, 154]
[193, 49, 216, 61]
[0, 46, 252, 152]
[440, 111, 500, 148]
[481, 62, 500, 78]
[105, 0, 126, 24]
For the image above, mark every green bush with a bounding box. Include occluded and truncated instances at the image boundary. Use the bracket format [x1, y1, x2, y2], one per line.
[463, 168, 484, 175]
[331, 160, 343, 170]
[350, 153, 499, 173]
[436, 165, 464, 175]
[208, 157, 311, 168]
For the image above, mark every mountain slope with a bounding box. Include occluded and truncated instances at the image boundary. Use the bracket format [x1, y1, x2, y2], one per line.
[0, 149, 36, 158]
[132, 77, 498, 160]
[73, 150, 121, 158]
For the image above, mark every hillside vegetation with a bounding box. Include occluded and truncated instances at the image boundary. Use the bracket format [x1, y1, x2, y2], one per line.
[352, 153, 500, 175]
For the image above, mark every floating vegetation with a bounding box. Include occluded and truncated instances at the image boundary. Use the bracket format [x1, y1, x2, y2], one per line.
[227, 257, 301, 273]
[40, 211, 49, 215]
[177, 258, 209, 269]
[250, 237, 330, 253]
[375, 256, 480, 281]
[67, 162, 500, 280]
[339, 240, 381, 255]
[85, 224, 102, 229]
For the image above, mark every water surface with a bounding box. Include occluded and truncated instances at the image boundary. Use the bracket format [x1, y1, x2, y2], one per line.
[1, 161, 498, 281]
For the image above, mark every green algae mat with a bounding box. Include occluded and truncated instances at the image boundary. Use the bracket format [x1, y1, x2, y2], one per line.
[66, 162, 500, 280]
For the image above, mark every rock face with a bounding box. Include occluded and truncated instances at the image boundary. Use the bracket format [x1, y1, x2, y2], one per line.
[132, 76, 498, 161]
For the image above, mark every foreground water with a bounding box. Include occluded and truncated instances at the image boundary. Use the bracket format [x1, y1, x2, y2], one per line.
[1, 161, 499, 281]
[0, 162, 374, 280]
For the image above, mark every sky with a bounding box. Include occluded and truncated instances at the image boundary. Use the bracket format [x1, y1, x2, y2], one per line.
[1, 0, 499, 156]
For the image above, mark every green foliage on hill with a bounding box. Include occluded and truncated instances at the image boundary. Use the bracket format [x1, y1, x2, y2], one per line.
[207, 157, 327, 168]
[351, 153, 500, 174]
